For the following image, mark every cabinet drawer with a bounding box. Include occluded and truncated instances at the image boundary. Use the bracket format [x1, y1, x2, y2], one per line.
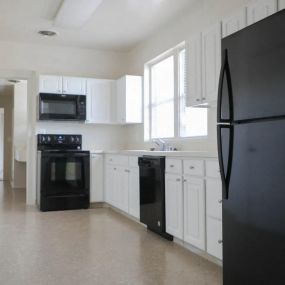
[206, 179, 222, 220]
[206, 160, 220, 178]
[207, 218, 223, 260]
[105, 155, 128, 166]
[129, 156, 139, 168]
[166, 159, 182, 174]
[183, 160, 204, 176]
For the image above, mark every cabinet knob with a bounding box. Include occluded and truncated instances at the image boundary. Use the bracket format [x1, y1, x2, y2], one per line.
[183, 179, 187, 183]
[196, 99, 200, 102]
[170, 165, 174, 168]
[218, 240, 223, 244]
[113, 168, 116, 171]
[202, 97, 206, 100]
[218, 199, 223, 204]
[190, 166, 195, 169]
[176, 178, 181, 182]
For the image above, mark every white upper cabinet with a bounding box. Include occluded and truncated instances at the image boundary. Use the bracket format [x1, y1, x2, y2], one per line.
[86, 79, 116, 124]
[279, 0, 285, 9]
[202, 23, 222, 103]
[222, 7, 247, 37]
[165, 173, 184, 239]
[186, 34, 203, 107]
[39, 75, 62, 94]
[116, 75, 143, 124]
[247, 0, 278, 25]
[62, 76, 87, 95]
[183, 177, 206, 250]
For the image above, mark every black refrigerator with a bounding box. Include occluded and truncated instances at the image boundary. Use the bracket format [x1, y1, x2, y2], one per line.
[218, 9, 285, 285]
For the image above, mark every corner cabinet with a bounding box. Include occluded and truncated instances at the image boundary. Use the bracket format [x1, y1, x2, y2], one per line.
[116, 75, 143, 124]
[202, 23, 222, 104]
[247, 0, 277, 25]
[86, 79, 116, 124]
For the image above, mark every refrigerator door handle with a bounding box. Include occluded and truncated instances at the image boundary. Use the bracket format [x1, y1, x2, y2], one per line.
[217, 49, 233, 123]
[217, 124, 234, 200]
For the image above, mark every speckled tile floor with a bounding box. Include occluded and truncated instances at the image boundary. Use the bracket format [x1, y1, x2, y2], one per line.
[0, 182, 222, 285]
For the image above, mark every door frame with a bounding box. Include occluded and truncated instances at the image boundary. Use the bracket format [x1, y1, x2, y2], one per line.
[0, 69, 38, 205]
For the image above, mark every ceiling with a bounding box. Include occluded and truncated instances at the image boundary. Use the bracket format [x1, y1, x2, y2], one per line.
[0, 0, 195, 52]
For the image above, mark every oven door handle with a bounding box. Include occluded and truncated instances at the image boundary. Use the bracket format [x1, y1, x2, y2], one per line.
[42, 152, 90, 158]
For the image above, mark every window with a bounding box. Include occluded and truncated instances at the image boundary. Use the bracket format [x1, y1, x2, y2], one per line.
[151, 56, 175, 139]
[144, 43, 208, 141]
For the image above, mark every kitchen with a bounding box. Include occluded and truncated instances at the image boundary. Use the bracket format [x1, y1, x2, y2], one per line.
[0, 0, 284, 284]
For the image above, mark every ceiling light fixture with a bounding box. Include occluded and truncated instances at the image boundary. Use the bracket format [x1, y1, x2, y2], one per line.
[54, 0, 103, 29]
[38, 30, 58, 37]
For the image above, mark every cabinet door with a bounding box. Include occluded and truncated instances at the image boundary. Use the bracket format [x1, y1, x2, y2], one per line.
[279, 0, 285, 10]
[186, 34, 203, 107]
[114, 167, 129, 213]
[86, 79, 115, 123]
[222, 7, 247, 37]
[90, 154, 103, 202]
[247, 0, 278, 26]
[105, 166, 115, 206]
[125, 76, 143, 123]
[116, 77, 126, 123]
[202, 23, 222, 103]
[39, 75, 62, 94]
[183, 177, 206, 250]
[62, 76, 87, 95]
[206, 179, 222, 220]
[165, 174, 183, 239]
[128, 167, 140, 219]
[207, 217, 223, 260]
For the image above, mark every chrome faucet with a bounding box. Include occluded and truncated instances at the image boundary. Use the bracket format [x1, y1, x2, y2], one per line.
[152, 138, 167, 151]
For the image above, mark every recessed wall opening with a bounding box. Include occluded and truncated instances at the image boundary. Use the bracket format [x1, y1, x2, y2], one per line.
[0, 79, 28, 201]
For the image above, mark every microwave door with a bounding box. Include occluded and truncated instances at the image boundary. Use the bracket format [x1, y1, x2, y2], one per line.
[39, 94, 81, 120]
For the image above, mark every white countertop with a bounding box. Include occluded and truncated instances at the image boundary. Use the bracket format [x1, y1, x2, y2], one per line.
[90, 149, 218, 158]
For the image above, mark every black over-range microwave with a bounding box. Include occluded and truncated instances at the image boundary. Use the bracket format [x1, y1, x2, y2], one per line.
[39, 93, 86, 121]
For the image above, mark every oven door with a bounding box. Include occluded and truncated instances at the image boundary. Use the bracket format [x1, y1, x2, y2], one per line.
[39, 93, 86, 121]
[40, 151, 90, 197]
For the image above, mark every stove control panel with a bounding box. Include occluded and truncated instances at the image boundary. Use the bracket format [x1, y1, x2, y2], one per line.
[37, 134, 82, 149]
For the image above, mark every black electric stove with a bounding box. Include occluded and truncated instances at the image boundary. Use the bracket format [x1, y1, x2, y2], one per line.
[37, 134, 90, 211]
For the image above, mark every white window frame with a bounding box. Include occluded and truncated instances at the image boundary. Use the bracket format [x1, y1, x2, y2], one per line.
[144, 42, 208, 141]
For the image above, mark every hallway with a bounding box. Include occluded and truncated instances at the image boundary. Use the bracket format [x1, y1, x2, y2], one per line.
[0, 182, 222, 285]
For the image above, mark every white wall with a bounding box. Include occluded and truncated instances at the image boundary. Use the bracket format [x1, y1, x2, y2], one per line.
[124, 0, 251, 151]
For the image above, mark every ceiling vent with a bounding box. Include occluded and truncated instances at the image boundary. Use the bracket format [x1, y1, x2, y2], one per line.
[38, 30, 58, 37]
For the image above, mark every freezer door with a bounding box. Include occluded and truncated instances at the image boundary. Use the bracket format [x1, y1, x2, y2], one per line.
[223, 119, 285, 284]
[221, 10, 285, 122]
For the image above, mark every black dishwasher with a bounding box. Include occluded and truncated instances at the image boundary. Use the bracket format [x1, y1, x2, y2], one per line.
[139, 156, 173, 241]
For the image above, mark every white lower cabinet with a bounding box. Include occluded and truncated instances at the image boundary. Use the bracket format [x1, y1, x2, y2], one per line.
[105, 156, 140, 219]
[165, 173, 183, 239]
[207, 217, 223, 260]
[128, 167, 140, 219]
[183, 177, 206, 250]
[90, 154, 104, 202]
